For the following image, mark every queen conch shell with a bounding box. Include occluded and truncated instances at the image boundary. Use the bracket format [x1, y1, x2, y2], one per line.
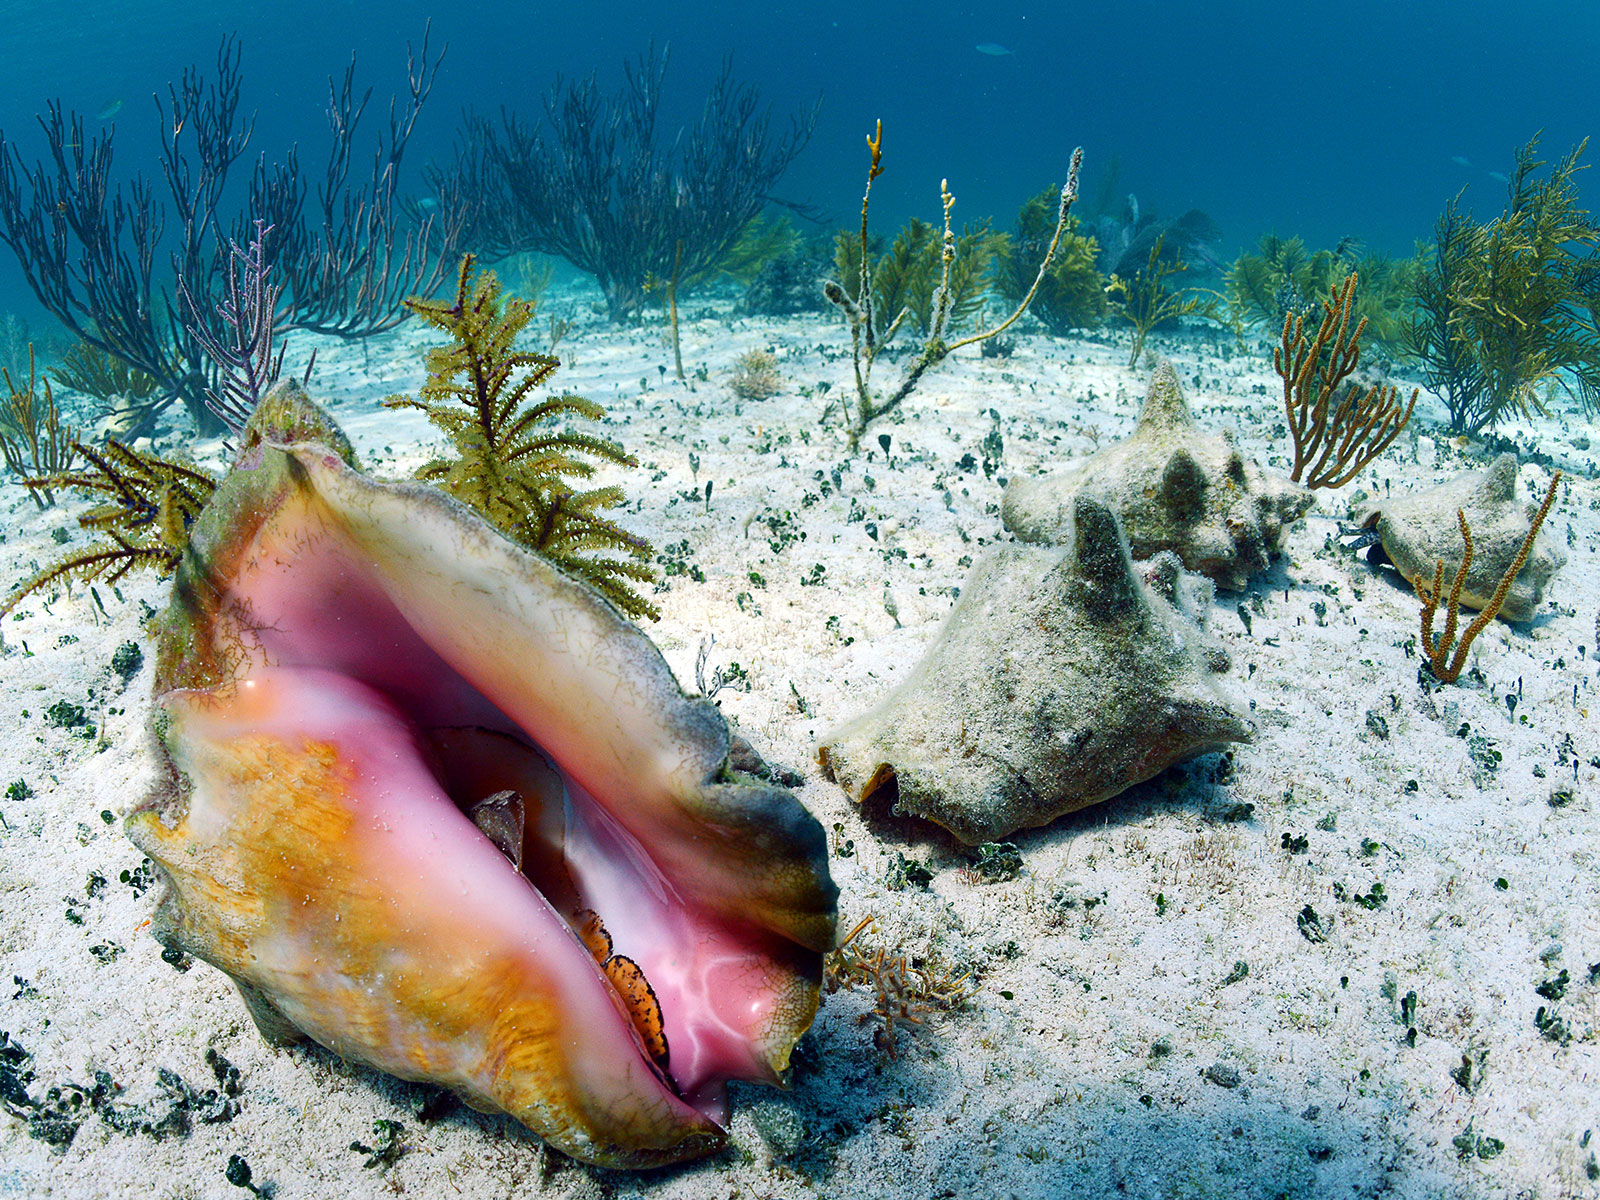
[1351, 453, 1565, 623]
[1003, 360, 1313, 590]
[126, 382, 837, 1169]
[820, 493, 1253, 844]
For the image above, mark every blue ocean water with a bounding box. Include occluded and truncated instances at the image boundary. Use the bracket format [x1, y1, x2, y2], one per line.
[2, 0, 1596, 323]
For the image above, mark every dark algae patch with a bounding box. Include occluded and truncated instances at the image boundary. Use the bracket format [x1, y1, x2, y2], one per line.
[0, 1032, 242, 1150]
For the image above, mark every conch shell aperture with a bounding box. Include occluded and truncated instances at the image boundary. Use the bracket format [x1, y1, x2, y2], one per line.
[127, 383, 837, 1168]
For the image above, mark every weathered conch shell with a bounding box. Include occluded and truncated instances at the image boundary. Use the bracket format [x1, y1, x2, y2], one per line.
[1003, 361, 1313, 590]
[820, 493, 1253, 843]
[127, 382, 837, 1169]
[1351, 453, 1565, 623]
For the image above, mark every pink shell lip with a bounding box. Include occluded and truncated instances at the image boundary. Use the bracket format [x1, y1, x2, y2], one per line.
[129, 383, 837, 1168]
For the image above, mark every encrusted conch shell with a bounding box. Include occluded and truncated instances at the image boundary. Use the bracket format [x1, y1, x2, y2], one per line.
[1352, 453, 1565, 623]
[1003, 360, 1313, 590]
[127, 382, 837, 1168]
[820, 493, 1253, 843]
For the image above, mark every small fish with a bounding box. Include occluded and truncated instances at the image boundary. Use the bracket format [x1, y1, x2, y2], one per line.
[975, 42, 1014, 56]
[1488, 171, 1509, 184]
[1450, 155, 1471, 168]
[96, 98, 123, 122]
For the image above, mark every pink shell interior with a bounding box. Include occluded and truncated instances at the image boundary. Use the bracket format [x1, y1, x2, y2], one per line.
[187, 464, 799, 1122]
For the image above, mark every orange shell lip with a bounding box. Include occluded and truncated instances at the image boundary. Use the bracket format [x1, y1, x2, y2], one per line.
[127, 383, 837, 1169]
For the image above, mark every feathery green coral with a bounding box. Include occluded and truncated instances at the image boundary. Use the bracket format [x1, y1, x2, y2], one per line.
[997, 189, 1107, 335]
[1108, 236, 1207, 368]
[833, 217, 1004, 342]
[0, 440, 216, 618]
[386, 254, 659, 620]
[2, 345, 78, 508]
[1226, 235, 1417, 353]
[1408, 135, 1600, 433]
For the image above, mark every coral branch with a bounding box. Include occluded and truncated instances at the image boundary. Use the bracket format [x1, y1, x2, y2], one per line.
[1275, 271, 1415, 489]
[450, 45, 815, 323]
[179, 220, 285, 437]
[823, 128, 1082, 451]
[0, 345, 77, 508]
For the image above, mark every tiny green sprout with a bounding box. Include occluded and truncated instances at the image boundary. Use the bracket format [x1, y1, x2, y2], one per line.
[1534, 1005, 1572, 1045]
[349, 1118, 407, 1169]
[1452, 1118, 1504, 1160]
[1315, 812, 1337, 832]
[1154, 892, 1169, 917]
[1219, 961, 1248, 987]
[1297, 905, 1330, 943]
[110, 641, 143, 683]
[5, 779, 33, 802]
[1494, 877, 1509, 891]
[44, 701, 87, 729]
[1281, 831, 1309, 854]
[999, 990, 1014, 1000]
[1353, 881, 1387, 910]
[970, 842, 1022, 883]
[1360, 837, 1380, 856]
[224, 1153, 259, 1193]
[1536, 969, 1570, 1001]
[100, 810, 114, 824]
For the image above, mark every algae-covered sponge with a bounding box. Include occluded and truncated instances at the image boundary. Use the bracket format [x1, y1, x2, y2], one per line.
[1003, 360, 1312, 590]
[127, 381, 837, 1169]
[1353, 453, 1565, 624]
[820, 493, 1253, 844]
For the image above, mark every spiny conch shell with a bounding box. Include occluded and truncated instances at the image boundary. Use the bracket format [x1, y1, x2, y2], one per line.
[1003, 360, 1313, 590]
[126, 381, 837, 1169]
[820, 493, 1253, 844]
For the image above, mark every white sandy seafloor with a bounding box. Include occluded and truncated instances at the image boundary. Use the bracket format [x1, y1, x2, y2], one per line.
[1, 274, 1597, 1200]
